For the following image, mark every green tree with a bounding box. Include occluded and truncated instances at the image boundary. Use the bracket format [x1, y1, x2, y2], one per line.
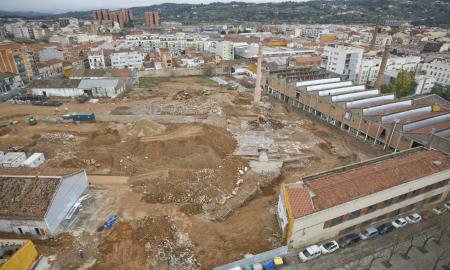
[430, 84, 450, 101]
[380, 70, 417, 98]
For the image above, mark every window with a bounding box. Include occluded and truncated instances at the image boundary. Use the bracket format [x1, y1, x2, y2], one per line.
[428, 194, 442, 203]
[396, 194, 407, 202]
[412, 189, 421, 197]
[367, 204, 377, 213]
[349, 210, 361, 220]
[377, 214, 387, 221]
[383, 199, 393, 207]
[330, 216, 344, 226]
[424, 185, 433, 192]
[434, 179, 448, 189]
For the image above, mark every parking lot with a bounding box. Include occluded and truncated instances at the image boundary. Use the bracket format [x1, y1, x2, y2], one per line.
[281, 210, 450, 270]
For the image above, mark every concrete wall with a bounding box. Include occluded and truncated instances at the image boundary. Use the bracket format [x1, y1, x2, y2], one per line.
[287, 170, 450, 248]
[32, 87, 84, 97]
[0, 218, 47, 235]
[44, 170, 88, 234]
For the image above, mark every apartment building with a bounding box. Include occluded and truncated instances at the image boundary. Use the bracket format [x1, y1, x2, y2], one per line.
[358, 56, 421, 86]
[278, 148, 450, 248]
[419, 58, 450, 86]
[110, 50, 145, 69]
[88, 48, 106, 69]
[0, 42, 38, 83]
[124, 34, 206, 56]
[145, 11, 160, 28]
[213, 41, 235, 61]
[91, 8, 133, 28]
[321, 44, 364, 81]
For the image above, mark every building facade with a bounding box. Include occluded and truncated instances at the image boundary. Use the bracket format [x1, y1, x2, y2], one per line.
[278, 149, 450, 248]
[110, 50, 145, 69]
[144, 11, 160, 28]
[321, 44, 364, 81]
[419, 58, 450, 86]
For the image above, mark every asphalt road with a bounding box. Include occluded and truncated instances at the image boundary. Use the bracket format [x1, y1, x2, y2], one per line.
[280, 212, 450, 270]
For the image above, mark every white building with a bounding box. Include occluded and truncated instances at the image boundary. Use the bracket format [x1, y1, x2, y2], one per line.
[358, 56, 421, 85]
[214, 41, 235, 61]
[278, 149, 450, 248]
[419, 58, 450, 86]
[321, 44, 364, 81]
[32, 78, 126, 98]
[110, 50, 145, 69]
[1, 152, 27, 168]
[0, 168, 88, 236]
[88, 48, 106, 69]
[415, 75, 436, 95]
[23, 153, 45, 168]
[123, 33, 207, 56]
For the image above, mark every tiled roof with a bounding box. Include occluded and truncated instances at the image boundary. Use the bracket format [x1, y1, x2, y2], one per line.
[286, 183, 315, 218]
[0, 168, 83, 219]
[286, 149, 450, 218]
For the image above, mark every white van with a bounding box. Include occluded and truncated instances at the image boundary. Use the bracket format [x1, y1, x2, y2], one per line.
[299, 244, 321, 262]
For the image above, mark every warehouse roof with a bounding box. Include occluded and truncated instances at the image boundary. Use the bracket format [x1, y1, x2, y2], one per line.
[285, 149, 450, 218]
[78, 79, 119, 89]
[31, 79, 81, 89]
[0, 168, 83, 219]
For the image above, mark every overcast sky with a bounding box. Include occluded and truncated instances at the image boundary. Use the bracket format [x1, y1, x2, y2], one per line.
[2, 0, 304, 13]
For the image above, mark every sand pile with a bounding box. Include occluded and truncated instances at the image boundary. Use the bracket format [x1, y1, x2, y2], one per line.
[117, 118, 166, 139]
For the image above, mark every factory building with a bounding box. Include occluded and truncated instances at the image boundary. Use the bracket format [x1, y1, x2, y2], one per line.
[264, 75, 450, 154]
[278, 148, 450, 248]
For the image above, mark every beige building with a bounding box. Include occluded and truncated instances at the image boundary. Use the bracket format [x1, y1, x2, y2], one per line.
[277, 148, 450, 248]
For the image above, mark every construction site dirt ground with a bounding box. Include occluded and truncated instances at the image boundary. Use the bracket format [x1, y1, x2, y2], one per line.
[0, 76, 387, 269]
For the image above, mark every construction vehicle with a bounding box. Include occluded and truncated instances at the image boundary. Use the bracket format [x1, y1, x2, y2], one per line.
[97, 215, 119, 232]
[28, 116, 37, 126]
[63, 112, 96, 122]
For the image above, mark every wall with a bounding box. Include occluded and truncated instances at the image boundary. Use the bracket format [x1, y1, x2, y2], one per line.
[0, 218, 47, 235]
[0, 240, 38, 270]
[32, 87, 84, 97]
[44, 170, 88, 233]
[287, 170, 450, 248]
[139, 67, 226, 77]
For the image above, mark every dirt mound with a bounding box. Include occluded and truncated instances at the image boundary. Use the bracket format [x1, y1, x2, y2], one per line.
[116, 118, 166, 139]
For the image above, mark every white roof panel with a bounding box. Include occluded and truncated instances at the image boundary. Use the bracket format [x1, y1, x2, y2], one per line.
[319, 85, 366, 96]
[296, 77, 340, 87]
[306, 81, 352, 91]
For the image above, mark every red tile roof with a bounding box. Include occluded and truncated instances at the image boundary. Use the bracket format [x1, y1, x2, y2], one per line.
[286, 149, 450, 218]
[286, 183, 315, 218]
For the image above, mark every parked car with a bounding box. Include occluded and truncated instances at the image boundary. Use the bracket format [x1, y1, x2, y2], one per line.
[252, 263, 263, 270]
[319, 240, 339, 254]
[405, 213, 422, 224]
[360, 227, 379, 240]
[445, 201, 450, 211]
[392, 217, 408, 229]
[377, 222, 395, 235]
[298, 245, 321, 262]
[432, 206, 447, 215]
[339, 233, 361, 248]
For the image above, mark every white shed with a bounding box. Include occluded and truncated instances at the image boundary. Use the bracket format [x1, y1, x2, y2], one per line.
[1, 152, 26, 168]
[23, 153, 45, 168]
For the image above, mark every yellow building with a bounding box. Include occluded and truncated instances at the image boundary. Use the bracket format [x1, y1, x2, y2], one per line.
[0, 240, 38, 270]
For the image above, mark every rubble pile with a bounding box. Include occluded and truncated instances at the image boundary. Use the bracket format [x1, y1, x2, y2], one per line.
[159, 98, 223, 115]
[115, 118, 166, 139]
[41, 133, 76, 141]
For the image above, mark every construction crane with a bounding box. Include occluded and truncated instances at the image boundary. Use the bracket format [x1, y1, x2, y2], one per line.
[254, 32, 263, 105]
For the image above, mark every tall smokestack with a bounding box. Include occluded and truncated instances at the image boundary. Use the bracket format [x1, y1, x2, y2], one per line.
[254, 33, 263, 104]
[374, 40, 390, 89]
[369, 23, 379, 51]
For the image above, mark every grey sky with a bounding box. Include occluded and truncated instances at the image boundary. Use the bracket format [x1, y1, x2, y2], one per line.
[2, 0, 302, 13]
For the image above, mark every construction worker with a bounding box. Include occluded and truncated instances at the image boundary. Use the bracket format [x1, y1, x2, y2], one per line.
[78, 249, 85, 258]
